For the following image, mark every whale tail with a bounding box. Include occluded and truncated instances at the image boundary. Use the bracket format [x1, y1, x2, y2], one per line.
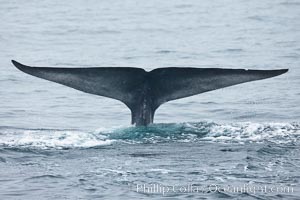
[12, 60, 288, 126]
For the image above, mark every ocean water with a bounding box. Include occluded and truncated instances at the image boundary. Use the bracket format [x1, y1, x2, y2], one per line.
[0, 0, 300, 199]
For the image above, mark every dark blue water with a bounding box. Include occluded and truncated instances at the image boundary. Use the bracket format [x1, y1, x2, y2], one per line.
[1, 0, 299, 199]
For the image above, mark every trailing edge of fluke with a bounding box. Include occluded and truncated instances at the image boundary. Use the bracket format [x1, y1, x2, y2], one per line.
[12, 60, 288, 126]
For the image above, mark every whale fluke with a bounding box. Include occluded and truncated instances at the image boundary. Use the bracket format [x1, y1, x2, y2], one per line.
[12, 60, 288, 126]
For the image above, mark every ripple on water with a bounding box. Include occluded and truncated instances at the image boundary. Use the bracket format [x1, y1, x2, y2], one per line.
[0, 121, 299, 150]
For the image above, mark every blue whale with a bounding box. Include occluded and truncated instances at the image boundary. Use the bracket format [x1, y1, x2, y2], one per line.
[12, 60, 288, 126]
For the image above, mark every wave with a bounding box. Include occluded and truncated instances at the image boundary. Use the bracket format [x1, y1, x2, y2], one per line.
[0, 121, 299, 149]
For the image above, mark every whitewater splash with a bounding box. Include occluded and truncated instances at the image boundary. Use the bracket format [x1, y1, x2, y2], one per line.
[0, 122, 299, 149]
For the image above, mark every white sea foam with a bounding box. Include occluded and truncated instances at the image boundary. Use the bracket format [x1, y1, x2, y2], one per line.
[202, 122, 300, 143]
[0, 122, 299, 149]
[0, 129, 113, 149]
